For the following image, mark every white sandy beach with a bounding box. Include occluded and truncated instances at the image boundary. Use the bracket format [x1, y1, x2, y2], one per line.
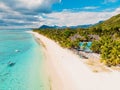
[30, 31, 120, 90]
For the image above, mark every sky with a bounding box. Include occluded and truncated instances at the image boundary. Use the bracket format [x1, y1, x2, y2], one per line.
[0, 0, 120, 28]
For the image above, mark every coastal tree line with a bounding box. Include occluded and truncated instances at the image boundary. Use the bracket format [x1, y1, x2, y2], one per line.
[33, 14, 120, 66]
[33, 26, 120, 66]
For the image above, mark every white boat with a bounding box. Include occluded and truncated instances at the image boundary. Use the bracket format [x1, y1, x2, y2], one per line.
[15, 50, 20, 52]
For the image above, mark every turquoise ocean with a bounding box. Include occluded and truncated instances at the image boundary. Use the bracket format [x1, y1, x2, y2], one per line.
[0, 30, 49, 90]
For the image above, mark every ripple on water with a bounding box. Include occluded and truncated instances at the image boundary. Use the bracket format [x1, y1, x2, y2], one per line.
[0, 30, 49, 90]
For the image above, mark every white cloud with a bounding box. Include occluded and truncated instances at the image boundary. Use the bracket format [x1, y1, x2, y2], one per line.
[114, 8, 120, 13]
[0, 0, 119, 29]
[17, 0, 44, 9]
[83, 6, 99, 10]
[39, 7, 120, 26]
[0, 3, 10, 10]
[0, 0, 61, 28]
[0, 2, 20, 15]
[1, 0, 60, 10]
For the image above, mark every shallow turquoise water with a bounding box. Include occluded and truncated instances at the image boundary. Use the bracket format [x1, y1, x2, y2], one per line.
[0, 30, 49, 90]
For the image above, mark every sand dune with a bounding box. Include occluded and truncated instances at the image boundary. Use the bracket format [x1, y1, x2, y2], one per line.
[30, 31, 120, 90]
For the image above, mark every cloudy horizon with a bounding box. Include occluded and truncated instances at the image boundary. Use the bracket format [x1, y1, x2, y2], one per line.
[0, 0, 120, 29]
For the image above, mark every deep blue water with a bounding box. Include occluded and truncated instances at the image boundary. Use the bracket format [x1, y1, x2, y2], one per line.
[0, 30, 49, 90]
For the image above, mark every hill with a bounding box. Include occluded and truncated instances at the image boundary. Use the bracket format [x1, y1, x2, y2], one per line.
[39, 25, 59, 29]
[34, 14, 120, 66]
[92, 14, 120, 30]
[39, 24, 92, 29]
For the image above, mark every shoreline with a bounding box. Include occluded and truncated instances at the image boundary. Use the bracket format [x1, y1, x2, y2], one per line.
[30, 31, 66, 90]
[29, 31, 120, 90]
[30, 31, 52, 90]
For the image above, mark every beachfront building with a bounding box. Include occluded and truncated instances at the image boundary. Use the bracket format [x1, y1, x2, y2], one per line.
[78, 42, 100, 60]
[79, 42, 92, 53]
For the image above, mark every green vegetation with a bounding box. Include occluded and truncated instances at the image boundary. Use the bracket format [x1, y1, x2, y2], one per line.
[34, 28, 87, 48]
[92, 36, 120, 66]
[91, 14, 120, 30]
[33, 14, 120, 66]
